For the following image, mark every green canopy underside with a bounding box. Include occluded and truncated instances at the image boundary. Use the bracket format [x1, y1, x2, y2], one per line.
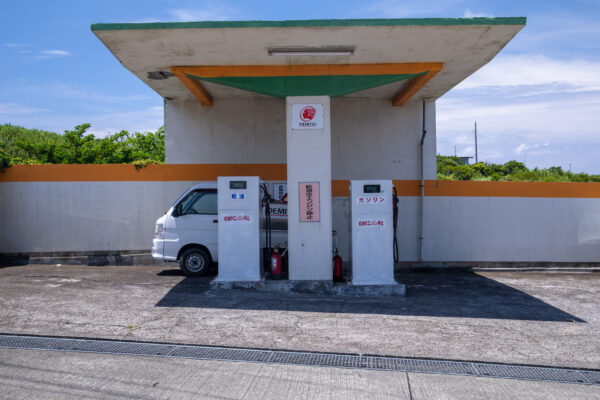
[186, 73, 427, 98]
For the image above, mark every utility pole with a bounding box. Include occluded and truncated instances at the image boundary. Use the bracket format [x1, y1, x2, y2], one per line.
[454, 145, 457, 157]
[474, 121, 478, 164]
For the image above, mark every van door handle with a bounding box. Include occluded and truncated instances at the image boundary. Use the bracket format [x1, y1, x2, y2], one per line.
[213, 219, 218, 223]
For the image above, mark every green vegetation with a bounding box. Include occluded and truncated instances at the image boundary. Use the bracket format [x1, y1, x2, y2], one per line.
[0, 123, 164, 169]
[437, 155, 600, 182]
[1, 124, 598, 182]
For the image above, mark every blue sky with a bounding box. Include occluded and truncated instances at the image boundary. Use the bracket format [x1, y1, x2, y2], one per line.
[1, 0, 599, 173]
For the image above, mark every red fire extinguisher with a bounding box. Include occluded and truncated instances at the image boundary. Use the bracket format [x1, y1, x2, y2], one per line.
[333, 248, 343, 282]
[271, 245, 282, 280]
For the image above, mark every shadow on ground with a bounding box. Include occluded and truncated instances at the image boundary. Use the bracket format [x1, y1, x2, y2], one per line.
[155, 269, 584, 323]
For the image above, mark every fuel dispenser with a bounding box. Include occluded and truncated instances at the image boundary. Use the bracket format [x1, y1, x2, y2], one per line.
[216, 176, 261, 282]
[350, 180, 396, 285]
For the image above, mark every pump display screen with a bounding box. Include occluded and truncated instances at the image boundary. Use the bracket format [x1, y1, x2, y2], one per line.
[229, 181, 247, 190]
[363, 184, 381, 193]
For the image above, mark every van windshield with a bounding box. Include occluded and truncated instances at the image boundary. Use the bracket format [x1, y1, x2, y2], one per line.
[178, 190, 217, 215]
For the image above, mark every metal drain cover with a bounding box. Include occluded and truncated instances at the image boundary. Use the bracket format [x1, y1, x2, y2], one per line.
[1, 334, 598, 386]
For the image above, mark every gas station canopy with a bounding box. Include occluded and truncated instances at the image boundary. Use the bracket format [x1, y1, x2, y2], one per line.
[92, 18, 526, 106]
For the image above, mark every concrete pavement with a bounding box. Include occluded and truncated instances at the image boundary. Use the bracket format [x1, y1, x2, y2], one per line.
[0, 264, 598, 369]
[1, 348, 598, 399]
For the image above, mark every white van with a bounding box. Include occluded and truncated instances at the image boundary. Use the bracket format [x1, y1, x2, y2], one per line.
[152, 183, 287, 276]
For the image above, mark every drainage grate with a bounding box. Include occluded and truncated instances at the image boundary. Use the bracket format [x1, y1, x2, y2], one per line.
[1, 334, 599, 386]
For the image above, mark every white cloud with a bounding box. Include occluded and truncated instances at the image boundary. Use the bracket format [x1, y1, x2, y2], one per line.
[2, 43, 32, 54]
[3, 43, 30, 48]
[3, 44, 71, 57]
[169, 6, 239, 22]
[86, 106, 164, 138]
[4, 81, 156, 105]
[514, 142, 550, 155]
[480, 150, 504, 160]
[354, 0, 462, 18]
[437, 55, 600, 172]
[124, 3, 246, 23]
[438, 92, 600, 143]
[127, 17, 163, 23]
[1, 106, 163, 138]
[1, 80, 161, 137]
[436, 83, 600, 172]
[456, 55, 600, 93]
[510, 13, 600, 50]
[33, 82, 153, 103]
[462, 9, 493, 18]
[35, 49, 72, 59]
[0, 103, 50, 115]
[40, 50, 70, 56]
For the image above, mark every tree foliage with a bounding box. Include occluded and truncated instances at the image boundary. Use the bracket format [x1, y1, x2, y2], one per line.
[437, 155, 600, 182]
[0, 147, 11, 171]
[1, 124, 598, 182]
[0, 123, 165, 168]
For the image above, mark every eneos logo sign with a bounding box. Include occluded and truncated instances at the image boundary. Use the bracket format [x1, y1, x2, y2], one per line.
[291, 103, 323, 130]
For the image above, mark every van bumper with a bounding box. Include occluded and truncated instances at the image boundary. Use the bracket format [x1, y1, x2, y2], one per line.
[151, 238, 164, 260]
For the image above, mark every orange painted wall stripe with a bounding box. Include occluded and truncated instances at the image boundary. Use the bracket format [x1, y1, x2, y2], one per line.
[172, 63, 443, 78]
[1, 164, 599, 198]
[425, 179, 600, 198]
[331, 180, 350, 197]
[0, 164, 287, 182]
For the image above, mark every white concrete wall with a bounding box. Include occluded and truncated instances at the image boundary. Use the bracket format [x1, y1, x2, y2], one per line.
[165, 98, 437, 180]
[333, 196, 420, 262]
[0, 181, 597, 262]
[0, 181, 196, 253]
[331, 98, 437, 180]
[423, 197, 600, 262]
[164, 97, 436, 265]
[165, 98, 286, 164]
[2, 96, 597, 263]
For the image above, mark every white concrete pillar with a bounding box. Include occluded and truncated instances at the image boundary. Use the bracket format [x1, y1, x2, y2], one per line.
[286, 96, 332, 281]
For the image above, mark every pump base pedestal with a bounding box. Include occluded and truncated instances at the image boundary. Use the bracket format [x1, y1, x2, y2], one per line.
[209, 278, 406, 296]
[334, 282, 406, 296]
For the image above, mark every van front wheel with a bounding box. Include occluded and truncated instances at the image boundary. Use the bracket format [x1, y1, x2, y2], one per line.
[180, 247, 211, 276]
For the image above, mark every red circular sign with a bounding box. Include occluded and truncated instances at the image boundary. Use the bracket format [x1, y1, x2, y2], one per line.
[300, 106, 316, 122]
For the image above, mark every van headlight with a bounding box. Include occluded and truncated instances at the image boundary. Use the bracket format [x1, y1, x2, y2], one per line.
[154, 223, 164, 237]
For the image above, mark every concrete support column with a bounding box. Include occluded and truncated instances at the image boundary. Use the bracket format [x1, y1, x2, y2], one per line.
[286, 96, 332, 281]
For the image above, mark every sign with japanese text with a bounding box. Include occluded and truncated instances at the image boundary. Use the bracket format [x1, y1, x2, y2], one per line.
[299, 182, 320, 222]
[357, 219, 385, 228]
[274, 183, 287, 201]
[222, 215, 251, 223]
[291, 104, 324, 130]
[356, 195, 385, 205]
